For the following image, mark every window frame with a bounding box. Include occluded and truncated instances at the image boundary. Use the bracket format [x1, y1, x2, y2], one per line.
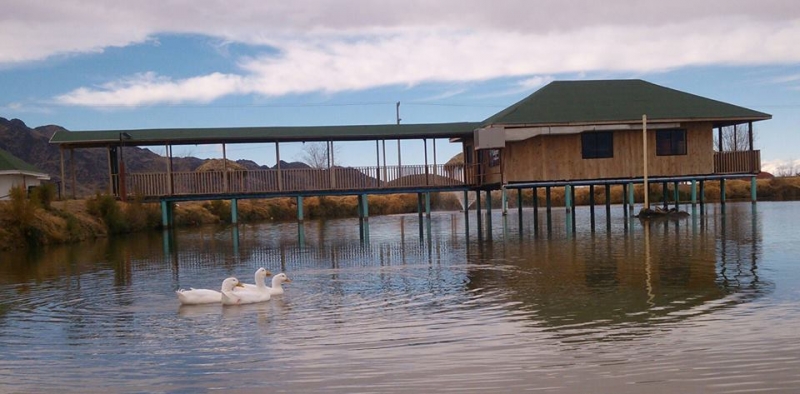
[656, 129, 687, 156]
[581, 131, 614, 159]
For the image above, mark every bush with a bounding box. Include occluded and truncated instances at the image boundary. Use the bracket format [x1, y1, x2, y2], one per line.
[29, 183, 56, 210]
[86, 193, 129, 233]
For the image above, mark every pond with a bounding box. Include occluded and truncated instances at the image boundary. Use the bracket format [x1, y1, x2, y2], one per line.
[1, 201, 799, 393]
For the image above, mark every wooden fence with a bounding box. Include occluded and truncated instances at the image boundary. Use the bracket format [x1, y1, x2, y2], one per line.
[126, 164, 468, 198]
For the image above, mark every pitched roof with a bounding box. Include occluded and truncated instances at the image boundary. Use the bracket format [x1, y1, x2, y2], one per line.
[0, 148, 47, 174]
[49, 122, 481, 148]
[483, 79, 771, 127]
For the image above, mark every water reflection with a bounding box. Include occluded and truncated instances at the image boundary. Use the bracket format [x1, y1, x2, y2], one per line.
[0, 202, 784, 392]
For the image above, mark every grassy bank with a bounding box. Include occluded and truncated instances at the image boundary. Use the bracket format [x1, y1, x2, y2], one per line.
[2, 177, 799, 251]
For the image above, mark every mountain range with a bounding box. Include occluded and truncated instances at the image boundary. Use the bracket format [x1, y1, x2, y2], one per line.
[0, 117, 316, 197]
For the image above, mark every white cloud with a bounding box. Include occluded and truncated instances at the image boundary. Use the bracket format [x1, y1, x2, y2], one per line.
[5, 0, 799, 106]
[55, 72, 247, 106]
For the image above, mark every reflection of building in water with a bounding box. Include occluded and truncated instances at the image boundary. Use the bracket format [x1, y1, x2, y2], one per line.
[465, 208, 768, 330]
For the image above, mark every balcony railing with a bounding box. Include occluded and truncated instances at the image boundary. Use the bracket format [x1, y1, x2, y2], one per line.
[714, 150, 761, 174]
[125, 164, 469, 198]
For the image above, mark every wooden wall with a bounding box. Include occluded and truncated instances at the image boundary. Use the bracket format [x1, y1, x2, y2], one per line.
[502, 122, 713, 183]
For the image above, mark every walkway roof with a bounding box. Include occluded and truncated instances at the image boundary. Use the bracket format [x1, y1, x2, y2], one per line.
[50, 122, 480, 148]
[483, 79, 771, 128]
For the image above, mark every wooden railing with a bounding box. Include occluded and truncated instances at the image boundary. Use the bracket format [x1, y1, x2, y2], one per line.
[714, 150, 761, 174]
[125, 164, 469, 198]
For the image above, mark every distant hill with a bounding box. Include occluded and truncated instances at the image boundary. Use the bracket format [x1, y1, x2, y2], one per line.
[0, 117, 374, 197]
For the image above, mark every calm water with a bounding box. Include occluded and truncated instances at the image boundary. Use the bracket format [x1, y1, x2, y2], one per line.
[1, 201, 800, 393]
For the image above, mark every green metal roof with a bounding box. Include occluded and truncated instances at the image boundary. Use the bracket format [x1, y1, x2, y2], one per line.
[483, 79, 772, 127]
[0, 148, 47, 174]
[49, 122, 481, 148]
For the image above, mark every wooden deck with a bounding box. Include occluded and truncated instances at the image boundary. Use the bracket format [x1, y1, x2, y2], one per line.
[124, 163, 470, 199]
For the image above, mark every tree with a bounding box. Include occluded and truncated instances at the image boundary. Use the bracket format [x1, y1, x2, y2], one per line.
[714, 124, 756, 152]
[300, 142, 342, 169]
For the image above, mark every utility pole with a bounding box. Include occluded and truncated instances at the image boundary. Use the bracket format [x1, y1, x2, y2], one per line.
[396, 102, 402, 175]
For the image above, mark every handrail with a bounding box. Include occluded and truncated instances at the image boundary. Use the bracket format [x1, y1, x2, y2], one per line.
[126, 164, 470, 198]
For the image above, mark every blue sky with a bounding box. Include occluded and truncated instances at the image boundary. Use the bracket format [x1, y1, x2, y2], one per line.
[2, 0, 799, 173]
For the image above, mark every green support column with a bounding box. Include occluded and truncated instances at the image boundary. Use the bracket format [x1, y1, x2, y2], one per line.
[699, 180, 706, 216]
[720, 178, 727, 211]
[545, 186, 552, 233]
[627, 182, 635, 214]
[231, 198, 239, 225]
[417, 193, 424, 239]
[361, 194, 370, 242]
[532, 187, 539, 235]
[501, 187, 508, 216]
[517, 188, 523, 232]
[673, 181, 680, 211]
[297, 195, 305, 244]
[424, 192, 431, 240]
[622, 183, 628, 219]
[605, 184, 612, 231]
[751, 176, 757, 204]
[161, 200, 172, 228]
[565, 185, 573, 236]
[463, 190, 470, 238]
[485, 190, 493, 238]
[425, 192, 431, 219]
[589, 184, 595, 231]
[475, 191, 482, 240]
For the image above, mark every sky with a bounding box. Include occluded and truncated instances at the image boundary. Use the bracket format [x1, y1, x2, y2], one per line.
[1, 0, 799, 173]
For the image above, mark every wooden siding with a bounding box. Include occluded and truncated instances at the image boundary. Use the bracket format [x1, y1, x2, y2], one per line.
[503, 122, 714, 182]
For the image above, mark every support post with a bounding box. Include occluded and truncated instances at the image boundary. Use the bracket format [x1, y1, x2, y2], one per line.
[276, 142, 283, 191]
[463, 190, 470, 237]
[297, 195, 305, 244]
[699, 180, 706, 216]
[485, 190, 493, 236]
[70, 148, 77, 200]
[589, 184, 596, 231]
[627, 182, 635, 215]
[662, 181, 668, 210]
[59, 147, 66, 199]
[517, 189, 523, 231]
[476, 190, 483, 240]
[532, 187, 539, 235]
[502, 187, 508, 216]
[425, 192, 431, 219]
[622, 183, 628, 219]
[361, 194, 370, 242]
[423, 139, 429, 185]
[222, 143, 228, 193]
[161, 200, 172, 228]
[691, 180, 697, 208]
[642, 115, 649, 210]
[720, 178, 727, 209]
[605, 184, 611, 231]
[673, 181, 680, 211]
[231, 198, 238, 225]
[545, 186, 552, 233]
[751, 176, 757, 204]
[565, 185, 573, 235]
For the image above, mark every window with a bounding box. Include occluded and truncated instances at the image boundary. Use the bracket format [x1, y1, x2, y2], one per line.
[656, 129, 687, 156]
[581, 132, 613, 159]
[488, 149, 501, 167]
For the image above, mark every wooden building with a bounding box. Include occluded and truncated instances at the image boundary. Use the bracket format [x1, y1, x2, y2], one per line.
[465, 79, 770, 188]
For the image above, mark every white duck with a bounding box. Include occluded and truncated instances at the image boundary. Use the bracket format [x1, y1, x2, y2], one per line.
[176, 276, 244, 305]
[223, 276, 270, 305]
[266, 273, 292, 295]
[239, 267, 272, 293]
